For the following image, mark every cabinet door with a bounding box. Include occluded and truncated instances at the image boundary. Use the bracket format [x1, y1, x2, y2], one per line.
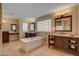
[54, 36, 63, 48]
[62, 37, 69, 49]
[54, 36, 67, 49]
[2, 31, 9, 43]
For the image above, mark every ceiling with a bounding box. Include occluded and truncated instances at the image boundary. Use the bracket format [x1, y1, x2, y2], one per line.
[2, 3, 78, 19]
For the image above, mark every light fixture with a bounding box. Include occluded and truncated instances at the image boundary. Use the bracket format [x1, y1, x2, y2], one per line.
[56, 13, 68, 18]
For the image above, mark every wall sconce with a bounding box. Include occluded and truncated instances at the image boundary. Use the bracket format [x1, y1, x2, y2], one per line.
[61, 14, 64, 17]
[56, 13, 68, 18]
[64, 13, 68, 16]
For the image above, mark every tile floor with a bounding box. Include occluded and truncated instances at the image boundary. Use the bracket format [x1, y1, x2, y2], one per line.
[1, 40, 74, 56]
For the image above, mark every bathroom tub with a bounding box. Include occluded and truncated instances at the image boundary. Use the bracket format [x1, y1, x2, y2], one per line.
[20, 36, 45, 52]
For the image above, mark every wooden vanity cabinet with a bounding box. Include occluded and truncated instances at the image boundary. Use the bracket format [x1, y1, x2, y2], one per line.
[48, 35, 79, 55]
[25, 32, 37, 38]
[65, 37, 79, 51]
[9, 33, 19, 41]
[2, 31, 9, 43]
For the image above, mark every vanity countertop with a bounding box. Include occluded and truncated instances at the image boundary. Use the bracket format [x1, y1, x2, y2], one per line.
[49, 33, 79, 38]
[9, 32, 19, 35]
[25, 32, 37, 33]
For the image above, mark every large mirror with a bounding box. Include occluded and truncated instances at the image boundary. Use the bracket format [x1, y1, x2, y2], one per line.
[11, 24, 17, 32]
[55, 15, 72, 32]
[29, 23, 36, 31]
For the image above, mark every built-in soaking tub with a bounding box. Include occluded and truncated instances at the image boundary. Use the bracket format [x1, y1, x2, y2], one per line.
[20, 36, 45, 52]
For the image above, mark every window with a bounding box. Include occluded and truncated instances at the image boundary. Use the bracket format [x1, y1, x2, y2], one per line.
[22, 23, 29, 32]
[37, 19, 51, 32]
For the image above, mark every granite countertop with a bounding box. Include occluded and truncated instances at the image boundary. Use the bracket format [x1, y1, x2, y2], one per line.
[26, 31, 37, 33]
[49, 33, 79, 38]
[9, 32, 19, 35]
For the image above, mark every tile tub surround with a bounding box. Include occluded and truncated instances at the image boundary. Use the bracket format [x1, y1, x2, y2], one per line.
[1, 40, 73, 56]
[20, 36, 45, 52]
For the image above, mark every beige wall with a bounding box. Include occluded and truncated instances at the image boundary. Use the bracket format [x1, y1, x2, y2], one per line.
[78, 5, 79, 35]
[19, 20, 26, 39]
[19, 19, 30, 39]
[0, 3, 2, 55]
[2, 17, 19, 32]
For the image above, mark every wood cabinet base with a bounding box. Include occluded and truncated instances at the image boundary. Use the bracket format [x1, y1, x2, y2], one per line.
[2, 31, 9, 43]
[48, 35, 79, 55]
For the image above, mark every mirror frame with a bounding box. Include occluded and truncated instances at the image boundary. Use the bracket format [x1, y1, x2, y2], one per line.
[55, 15, 72, 32]
[11, 24, 17, 32]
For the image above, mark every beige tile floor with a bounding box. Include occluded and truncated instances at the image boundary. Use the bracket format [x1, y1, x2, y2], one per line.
[1, 40, 74, 56]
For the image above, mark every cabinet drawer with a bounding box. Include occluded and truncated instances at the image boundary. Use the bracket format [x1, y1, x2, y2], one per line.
[65, 37, 79, 44]
[9, 35, 19, 41]
[69, 40, 77, 44]
[68, 44, 77, 50]
[54, 36, 64, 48]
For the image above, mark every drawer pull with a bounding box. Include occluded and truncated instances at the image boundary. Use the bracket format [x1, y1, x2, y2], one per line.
[69, 45, 77, 50]
[69, 40, 77, 44]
